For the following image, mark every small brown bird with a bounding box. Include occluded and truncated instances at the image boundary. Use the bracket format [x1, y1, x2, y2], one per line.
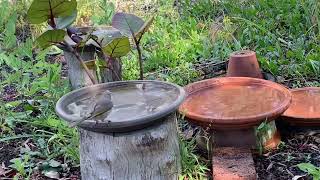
[70, 90, 113, 127]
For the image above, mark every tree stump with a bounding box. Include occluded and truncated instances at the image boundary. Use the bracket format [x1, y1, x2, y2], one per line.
[79, 113, 181, 180]
[64, 46, 121, 90]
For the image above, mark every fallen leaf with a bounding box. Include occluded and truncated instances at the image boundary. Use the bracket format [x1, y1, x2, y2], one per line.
[44, 170, 60, 179]
[0, 163, 13, 177]
[49, 160, 61, 168]
[266, 162, 273, 171]
[292, 175, 305, 180]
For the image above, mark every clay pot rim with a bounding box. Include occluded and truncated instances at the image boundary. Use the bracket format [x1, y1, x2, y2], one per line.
[230, 50, 255, 58]
[179, 77, 292, 128]
[281, 87, 320, 121]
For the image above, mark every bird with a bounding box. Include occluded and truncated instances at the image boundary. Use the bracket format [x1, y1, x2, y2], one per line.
[69, 90, 113, 127]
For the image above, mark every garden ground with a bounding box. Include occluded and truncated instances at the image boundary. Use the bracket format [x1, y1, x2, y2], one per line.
[0, 0, 319, 179]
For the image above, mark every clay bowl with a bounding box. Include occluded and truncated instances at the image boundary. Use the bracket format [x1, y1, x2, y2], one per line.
[179, 77, 292, 130]
[227, 50, 263, 79]
[281, 87, 320, 126]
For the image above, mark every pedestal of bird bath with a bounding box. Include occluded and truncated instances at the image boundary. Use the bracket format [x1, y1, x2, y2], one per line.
[179, 77, 292, 179]
[56, 81, 185, 180]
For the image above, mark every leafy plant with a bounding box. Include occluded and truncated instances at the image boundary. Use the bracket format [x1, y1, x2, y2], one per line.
[27, 0, 99, 84]
[112, 13, 154, 80]
[179, 137, 209, 179]
[91, 0, 115, 25]
[255, 120, 273, 154]
[27, 0, 154, 82]
[9, 155, 32, 179]
[297, 163, 320, 180]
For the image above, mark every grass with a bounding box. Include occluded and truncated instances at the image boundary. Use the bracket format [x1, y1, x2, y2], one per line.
[0, 0, 319, 179]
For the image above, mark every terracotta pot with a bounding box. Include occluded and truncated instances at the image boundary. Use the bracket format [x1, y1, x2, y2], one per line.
[281, 87, 320, 126]
[227, 50, 263, 79]
[179, 77, 292, 130]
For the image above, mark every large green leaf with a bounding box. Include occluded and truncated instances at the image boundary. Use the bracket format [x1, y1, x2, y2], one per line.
[90, 27, 123, 47]
[90, 27, 131, 58]
[102, 37, 130, 58]
[135, 16, 154, 43]
[36, 30, 66, 49]
[27, 0, 77, 24]
[55, 10, 77, 29]
[111, 12, 144, 37]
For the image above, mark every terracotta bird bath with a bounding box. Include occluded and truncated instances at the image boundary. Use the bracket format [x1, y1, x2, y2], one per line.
[282, 87, 320, 126]
[179, 77, 292, 179]
[180, 77, 291, 146]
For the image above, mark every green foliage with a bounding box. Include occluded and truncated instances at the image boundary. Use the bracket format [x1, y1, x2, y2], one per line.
[255, 121, 272, 154]
[177, 0, 219, 21]
[112, 13, 145, 37]
[91, 0, 115, 25]
[297, 163, 320, 180]
[102, 37, 131, 58]
[1, 3, 77, 179]
[27, 0, 77, 24]
[178, 0, 320, 78]
[111, 12, 154, 79]
[2, 0, 320, 179]
[141, 11, 212, 82]
[91, 28, 130, 58]
[179, 138, 208, 179]
[0, 2, 17, 51]
[9, 155, 32, 179]
[35, 30, 66, 49]
[55, 11, 78, 29]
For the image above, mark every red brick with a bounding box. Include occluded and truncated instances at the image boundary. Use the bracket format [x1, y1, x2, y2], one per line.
[212, 147, 257, 180]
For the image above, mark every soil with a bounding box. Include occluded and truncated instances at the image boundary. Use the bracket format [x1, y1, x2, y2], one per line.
[253, 124, 320, 180]
[0, 141, 20, 166]
[181, 119, 320, 180]
[1, 85, 18, 102]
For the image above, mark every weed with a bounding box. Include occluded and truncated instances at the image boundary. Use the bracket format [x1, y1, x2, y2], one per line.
[91, 0, 116, 25]
[297, 163, 320, 180]
[179, 137, 209, 180]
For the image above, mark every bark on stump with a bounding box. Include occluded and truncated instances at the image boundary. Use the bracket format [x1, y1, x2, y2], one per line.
[64, 47, 121, 90]
[79, 113, 181, 180]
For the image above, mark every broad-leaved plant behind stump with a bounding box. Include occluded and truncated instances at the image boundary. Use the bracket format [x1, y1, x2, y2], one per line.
[27, 0, 154, 82]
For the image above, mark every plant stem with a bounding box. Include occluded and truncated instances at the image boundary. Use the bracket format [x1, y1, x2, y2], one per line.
[136, 44, 144, 80]
[63, 41, 98, 84]
[101, 53, 121, 81]
[91, 38, 121, 81]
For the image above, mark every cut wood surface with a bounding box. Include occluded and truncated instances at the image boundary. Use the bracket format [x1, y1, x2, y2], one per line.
[64, 49, 121, 89]
[79, 113, 181, 180]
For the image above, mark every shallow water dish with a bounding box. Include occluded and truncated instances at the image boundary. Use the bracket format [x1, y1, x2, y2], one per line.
[282, 87, 320, 126]
[56, 80, 185, 132]
[179, 77, 291, 129]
